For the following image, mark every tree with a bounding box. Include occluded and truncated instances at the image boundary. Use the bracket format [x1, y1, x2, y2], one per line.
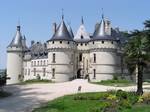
[124, 30, 149, 95]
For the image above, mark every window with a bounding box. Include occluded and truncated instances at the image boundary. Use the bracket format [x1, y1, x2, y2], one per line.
[34, 61, 36, 66]
[52, 53, 56, 63]
[52, 41, 54, 44]
[93, 41, 95, 44]
[41, 60, 42, 66]
[44, 60, 46, 65]
[34, 68, 36, 76]
[43, 68, 46, 76]
[77, 44, 78, 46]
[81, 35, 84, 39]
[85, 43, 87, 46]
[52, 68, 55, 79]
[37, 61, 39, 66]
[80, 43, 83, 46]
[60, 41, 62, 44]
[68, 41, 70, 44]
[93, 69, 96, 79]
[79, 53, 82, 62]
[102, 41, 104, 44]
[111, 41, 113, 44]
[94, 53, 96, 63]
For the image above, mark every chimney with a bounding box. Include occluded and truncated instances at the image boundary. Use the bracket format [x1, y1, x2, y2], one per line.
[52, 22, 57, 34]
[31, 40, 35, 46]
[95, 22, 100, 31]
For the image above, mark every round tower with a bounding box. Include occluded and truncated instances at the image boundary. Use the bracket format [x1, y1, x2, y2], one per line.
[47, 16, 76, 82]
[89, 15, 121, 82]
[7, 26, 23, 84]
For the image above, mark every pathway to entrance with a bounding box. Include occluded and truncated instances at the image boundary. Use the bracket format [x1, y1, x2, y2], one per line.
[0, 79, 150, 112]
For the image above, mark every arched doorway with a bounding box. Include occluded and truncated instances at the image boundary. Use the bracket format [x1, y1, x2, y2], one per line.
[77, 68, 82, 79]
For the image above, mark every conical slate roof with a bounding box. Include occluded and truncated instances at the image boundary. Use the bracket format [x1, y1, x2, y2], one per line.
[68, 24, 74, 39]
[50, 17, 72, 41]
[74, 17, 90, 42]
[92, 15, 116, 41]
[8, 26, 23, 48]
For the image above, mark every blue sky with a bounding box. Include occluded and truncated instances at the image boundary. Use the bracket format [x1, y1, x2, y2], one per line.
[0, 0, 150, 69]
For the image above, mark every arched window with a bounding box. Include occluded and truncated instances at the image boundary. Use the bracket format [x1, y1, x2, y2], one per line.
[52, 68, 55, 79]
[93, 69, 96, 79]
[102, 41, 104, 44]
[81, 35, 84, 39]
[52, 53, 56, 63]
[41, 60, 42, 66]
[34, 61, 36, 66]
[79, 53, 82, 62]
[44, 60, 46, 65]
[94, 53, 96, 63]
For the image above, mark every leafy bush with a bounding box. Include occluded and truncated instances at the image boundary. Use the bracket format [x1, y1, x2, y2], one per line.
[118, 99, 132, 110]
[107, 94, 117, 100]
[113, 74, 118, 80]
[116, 89, 128, 99]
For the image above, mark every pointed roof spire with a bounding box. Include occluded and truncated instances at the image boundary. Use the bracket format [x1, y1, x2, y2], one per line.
[81, 16, 84, 24]
[8, 25, 23, 48]
[50, 14, 72, 41]
[61, 8, 64, 20]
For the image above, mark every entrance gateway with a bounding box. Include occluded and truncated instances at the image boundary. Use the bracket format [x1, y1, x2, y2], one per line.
[77, 68, 83, 79]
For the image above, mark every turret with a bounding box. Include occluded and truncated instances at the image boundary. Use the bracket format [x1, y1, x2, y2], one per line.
[47, 15, 75, 82]
[7, 25, 24, 84]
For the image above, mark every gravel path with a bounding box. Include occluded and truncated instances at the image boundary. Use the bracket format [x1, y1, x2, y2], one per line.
[0, 79, 150, 112]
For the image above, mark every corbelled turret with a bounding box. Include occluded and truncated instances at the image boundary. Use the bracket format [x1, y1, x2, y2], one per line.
[7, 25, 24, 84]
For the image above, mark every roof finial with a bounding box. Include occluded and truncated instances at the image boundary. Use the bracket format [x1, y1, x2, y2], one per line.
[61, 8, 64, 20]
[17, 19, 21, 31]
[101, 8, 104, 19]
[81, 16, 84, 24]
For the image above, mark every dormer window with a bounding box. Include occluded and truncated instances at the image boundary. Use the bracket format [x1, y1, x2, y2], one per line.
[102, 41, 104, 44]
[60, 41, 62, 44]
[81, 35, 84, 39]
[52, 41, 54, 44]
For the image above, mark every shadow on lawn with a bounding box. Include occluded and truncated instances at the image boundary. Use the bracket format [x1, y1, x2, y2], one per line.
[0, 84, 52, 112]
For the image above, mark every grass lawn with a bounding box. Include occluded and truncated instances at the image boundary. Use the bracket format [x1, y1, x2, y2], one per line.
[33, 92, 150, 112]
[20, 79, 53, 85]
[92, 79, 135, 87]
[0, 91, 12, 98]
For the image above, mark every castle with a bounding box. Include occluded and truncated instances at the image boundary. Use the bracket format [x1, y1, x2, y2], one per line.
[6, 14, 124, 84]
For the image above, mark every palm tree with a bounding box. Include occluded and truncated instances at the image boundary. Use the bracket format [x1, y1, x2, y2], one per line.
[125, 30, 148, 95]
